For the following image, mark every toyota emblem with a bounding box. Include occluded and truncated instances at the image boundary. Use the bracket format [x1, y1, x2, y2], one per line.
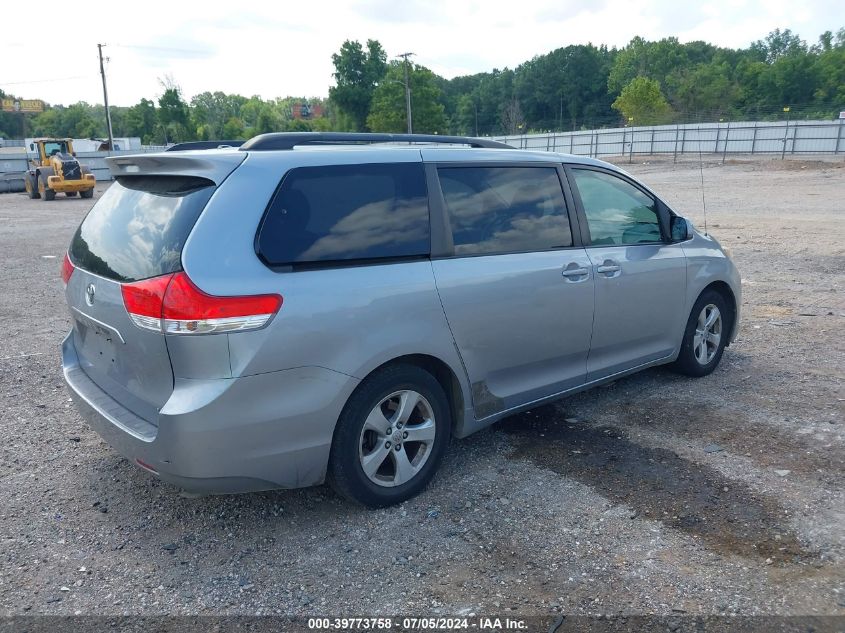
[85, 283, 95, 306]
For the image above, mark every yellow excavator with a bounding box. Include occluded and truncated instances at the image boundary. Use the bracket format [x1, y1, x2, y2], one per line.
[24, 138, 96, 200]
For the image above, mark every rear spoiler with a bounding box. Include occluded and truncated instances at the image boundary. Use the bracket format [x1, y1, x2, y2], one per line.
[105, 152, 246, 186]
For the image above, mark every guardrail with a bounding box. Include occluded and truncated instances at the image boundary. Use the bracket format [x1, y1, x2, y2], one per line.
[492, 119, 845, 160]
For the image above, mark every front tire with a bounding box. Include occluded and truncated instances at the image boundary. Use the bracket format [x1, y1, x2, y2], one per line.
[328, 364, 451, 508]
[80, 188, 94, 199]
[672, 289, 729, 377]
[38, 175, 55, 201]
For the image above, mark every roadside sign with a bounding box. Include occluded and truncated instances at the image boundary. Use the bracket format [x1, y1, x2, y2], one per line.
[1, 99, 44, 113]
[839, 111, 845, 119]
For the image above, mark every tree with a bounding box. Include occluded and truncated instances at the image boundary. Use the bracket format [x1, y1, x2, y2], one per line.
[500, 98, 525, 134]
[157, 78, 191, 142]
[812, 29, 845, 107]
[222, 117, 246, 139]
[673, 62, 740, 118]
[329, 39, 388, 131]
[63, 103, 101, 137]
[255, 105, 282, 134]
[31, 109, 62, 137]
[124, 98, 158, 142]
[191, 91, 244, 139]
[513, 44, 615, 131]
[366, 61, 446, 133]
[608, 37, 703, 96]
[611, 77, 672, 125]
[751, 28, 806, 63]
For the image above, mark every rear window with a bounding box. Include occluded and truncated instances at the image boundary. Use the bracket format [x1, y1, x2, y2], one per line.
[256, 163, 430, 267]
[69, 176, 215, 282]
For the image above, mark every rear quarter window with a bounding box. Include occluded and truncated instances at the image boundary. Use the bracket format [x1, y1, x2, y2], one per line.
[256, 162, 430, 267]
[69, 176, 215, 282]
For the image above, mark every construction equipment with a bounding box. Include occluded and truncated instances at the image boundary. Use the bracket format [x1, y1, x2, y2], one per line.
[24, 138, 96, 200]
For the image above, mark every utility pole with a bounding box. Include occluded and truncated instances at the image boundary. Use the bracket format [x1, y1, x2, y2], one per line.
[781, 106, 790, 160]
[98, 43, 115, 153]
[397, 52, 414, 134]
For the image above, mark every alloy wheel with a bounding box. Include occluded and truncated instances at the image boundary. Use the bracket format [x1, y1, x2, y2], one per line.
[358, 390, 436, 487]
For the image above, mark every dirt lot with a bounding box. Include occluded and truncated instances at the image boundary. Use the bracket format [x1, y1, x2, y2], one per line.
[0, 157, 843, 619]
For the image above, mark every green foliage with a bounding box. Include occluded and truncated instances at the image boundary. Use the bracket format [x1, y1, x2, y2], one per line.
[612, 77, 673, 125]
[812, 30, 845, 105]
[329, 39, 388, 131]
[255, 105, 282, 135]
[750, 28, 806, 63]
[30, 103, 102, 138]
[367, 62, 446, 133]
[124, 98, 158, 143]
[514, 44, 615, 131]
[158, 87, 191, 142]
[222, 117, 246, 139]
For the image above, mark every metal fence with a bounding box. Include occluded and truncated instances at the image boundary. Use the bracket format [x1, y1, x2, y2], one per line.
[493, 119, 845, 160]
[2, 119, 843, 193]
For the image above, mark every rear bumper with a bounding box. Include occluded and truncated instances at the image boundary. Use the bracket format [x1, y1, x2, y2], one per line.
[47, 174, 95, 192]
[62, 333, 358, 493]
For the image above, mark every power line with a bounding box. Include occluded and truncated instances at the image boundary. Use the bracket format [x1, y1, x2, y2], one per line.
[1, 75, 97, 86]
[110, 43, 212, 56]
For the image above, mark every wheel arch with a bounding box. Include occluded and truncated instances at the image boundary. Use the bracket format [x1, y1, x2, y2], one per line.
[348, 353, 470, 438]
[35, 166, 55, 180]
[699, 280, 738, 346]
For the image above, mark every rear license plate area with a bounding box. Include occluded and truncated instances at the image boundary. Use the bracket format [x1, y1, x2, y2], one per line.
[74, 317, 119, 365]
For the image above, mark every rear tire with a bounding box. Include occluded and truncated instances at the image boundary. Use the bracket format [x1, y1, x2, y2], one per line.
[66, 191, 78, 197]
[80, 188, 94, 199]
[24, 173, 39, 199]
[672, 289, 729, 377]
[328, 364, 451, 508]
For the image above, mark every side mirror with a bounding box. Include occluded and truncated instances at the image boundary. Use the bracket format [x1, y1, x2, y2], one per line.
[671, 216, 694, 242]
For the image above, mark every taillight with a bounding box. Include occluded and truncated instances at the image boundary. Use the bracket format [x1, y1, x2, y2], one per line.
[121, 274, 173, 331]
[61, 253, 75, 287]
[121, 272, 282, 335]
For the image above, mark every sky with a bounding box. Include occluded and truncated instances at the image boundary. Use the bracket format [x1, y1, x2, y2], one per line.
[1, 0, 840, 107]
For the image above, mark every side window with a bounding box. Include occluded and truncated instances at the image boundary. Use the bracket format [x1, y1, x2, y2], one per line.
[571, 169, 662, 246]
[437, 167, 572, 256]
[257, 162, 430, 266]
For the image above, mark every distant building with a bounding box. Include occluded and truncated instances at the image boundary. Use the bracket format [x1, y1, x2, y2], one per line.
[290, 103, 325, 120]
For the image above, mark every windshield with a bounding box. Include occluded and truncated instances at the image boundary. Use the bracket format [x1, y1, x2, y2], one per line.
[43, 141, 69, 157]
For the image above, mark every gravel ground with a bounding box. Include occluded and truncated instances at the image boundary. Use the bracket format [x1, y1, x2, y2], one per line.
[0, 157, 843, 618]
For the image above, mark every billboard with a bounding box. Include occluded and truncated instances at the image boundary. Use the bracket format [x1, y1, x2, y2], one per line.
[1, 99, 44, 113]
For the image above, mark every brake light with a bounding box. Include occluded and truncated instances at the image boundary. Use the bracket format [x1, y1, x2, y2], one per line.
[121, 272, 282, 335]
[61, 253, 75, 287]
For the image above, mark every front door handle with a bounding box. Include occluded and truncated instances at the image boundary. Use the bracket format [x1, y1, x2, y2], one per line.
[562, 264, 590, 281]
[596, 260, 621, 276]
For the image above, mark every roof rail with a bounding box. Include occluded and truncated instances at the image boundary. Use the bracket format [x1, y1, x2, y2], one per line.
[238, 132, 512, 151]
[165, 140, 245, 152]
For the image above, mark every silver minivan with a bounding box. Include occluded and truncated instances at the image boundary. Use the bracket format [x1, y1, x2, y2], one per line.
[61, 133, 740, 507]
